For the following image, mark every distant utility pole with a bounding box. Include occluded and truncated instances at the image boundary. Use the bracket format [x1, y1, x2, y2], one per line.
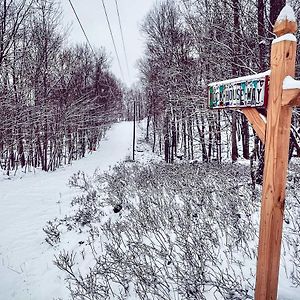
[132, 100, 136, 161]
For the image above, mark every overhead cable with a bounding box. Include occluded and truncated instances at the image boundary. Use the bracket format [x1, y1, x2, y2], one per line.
[101, 0, 124, 81]
[114, 0, 130, 79]
[68, 0, 97, 58]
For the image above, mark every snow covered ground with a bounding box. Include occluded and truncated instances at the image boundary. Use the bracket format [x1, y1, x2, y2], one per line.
[1, 119, 300, 300]
[0, 121, 134, 300]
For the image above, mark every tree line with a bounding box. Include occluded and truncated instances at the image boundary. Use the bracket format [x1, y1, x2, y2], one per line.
[0, 0, 123, 175]
[139, 0, 300, 173]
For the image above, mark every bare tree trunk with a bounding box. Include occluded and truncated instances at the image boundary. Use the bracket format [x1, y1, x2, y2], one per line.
[35, 125, 44, 170]
[43, 121, 48, 171]
[17, 127, 25, 168]
[208, 120, 213, 161]
[269, 0, 285, 30]
[258, 0, 267, 71]
[171, 114, 176, 162]
[67, 126, 73, 164]
[163, 107, 170, 163]
[182, 111, 187, 158]
[152, 110, 156, 153]
[231, 0, 240, 162]
[8, 136, 15, 175]
[188, 115, 194, 160]
[196, 113, 208, 162]
[231, 111, 238, 162]
[241, 114, 250, 159]
[216, 111, 222, 163]
[146, 115, 151, 142]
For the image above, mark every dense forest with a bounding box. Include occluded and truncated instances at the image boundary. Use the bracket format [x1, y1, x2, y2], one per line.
[138, 0, 300, 175]
[1, 0, 300, 176]
[0, 0, 123, 174]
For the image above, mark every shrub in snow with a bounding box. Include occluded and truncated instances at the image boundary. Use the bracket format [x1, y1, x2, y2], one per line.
[53, 162, 259, 299]
[69, 171, 99, 227]
[283, 162, 300, 288]
[43, 219, 62, 246]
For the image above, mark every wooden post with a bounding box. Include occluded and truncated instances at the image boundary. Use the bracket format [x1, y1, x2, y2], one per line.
[254, 12, 298, 300]
[207, 6, 300, 298]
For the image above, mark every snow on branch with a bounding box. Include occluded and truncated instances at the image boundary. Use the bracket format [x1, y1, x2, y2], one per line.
[283, 76, 300, 90]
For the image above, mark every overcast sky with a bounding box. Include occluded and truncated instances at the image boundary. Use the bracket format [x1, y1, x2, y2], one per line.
[60, 0, 160, 87]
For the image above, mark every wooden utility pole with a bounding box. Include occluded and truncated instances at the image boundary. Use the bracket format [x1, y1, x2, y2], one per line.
[132, 100, 136, 161]
[254, 11, 299, 300]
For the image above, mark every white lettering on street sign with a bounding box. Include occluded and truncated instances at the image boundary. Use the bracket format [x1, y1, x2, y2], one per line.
[208, 74, 269, 109]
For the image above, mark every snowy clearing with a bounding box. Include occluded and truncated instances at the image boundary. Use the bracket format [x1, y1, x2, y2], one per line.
[1, 119, 300, 300]
[0, 122, 134, 300]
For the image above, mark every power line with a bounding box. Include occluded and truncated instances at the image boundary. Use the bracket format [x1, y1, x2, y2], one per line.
[114, 0, 130, 79]
[68, 0, 96, 58]
[101, 0, 124, 81]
